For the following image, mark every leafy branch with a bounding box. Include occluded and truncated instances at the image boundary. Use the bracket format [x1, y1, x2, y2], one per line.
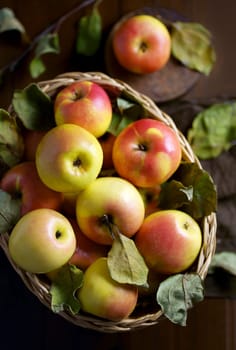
[0, 0, 102, 80]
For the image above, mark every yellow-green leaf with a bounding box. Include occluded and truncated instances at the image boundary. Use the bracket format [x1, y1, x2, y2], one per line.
[12, 83, 55, 131]
[107, 229, 149, 287]
[50, 264, 83, 314]
[156, 273, 204, 326]
[0, 108, 24, 169]
[171, 21, 216, 75]
[188, 102, 236, 159]
[0, 190, 21, 234]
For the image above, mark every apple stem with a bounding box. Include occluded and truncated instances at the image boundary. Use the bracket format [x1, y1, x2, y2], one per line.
[100, 214, 120, 240]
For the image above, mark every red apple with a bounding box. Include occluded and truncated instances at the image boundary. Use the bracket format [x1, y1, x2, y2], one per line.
[98, 132, 116, 169]
[68, 219, 108, 270]
[112, 118, 182, 188]
[0, 161, 63, 216]
[23, 129, 47, 161]
[135, 210, 202, 274]
[54, 81, 112, 138]
[60, 191, 79, 218]
[138, 185, 161, 216]
[112, 14, 171, 74]
[76, 176, 145, 245]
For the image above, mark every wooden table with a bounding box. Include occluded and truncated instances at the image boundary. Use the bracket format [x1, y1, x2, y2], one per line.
[0, 1, 236, 349]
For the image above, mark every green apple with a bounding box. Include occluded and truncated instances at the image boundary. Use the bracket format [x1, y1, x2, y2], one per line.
[135, 209, 202, 274]
[76, 176, 145, 245]
[77, 257, 138, 321]
[36, 123, 103, 193]
[8, 208, 76, 273]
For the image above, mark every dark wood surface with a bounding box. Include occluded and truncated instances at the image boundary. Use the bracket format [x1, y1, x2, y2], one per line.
[1, 0, 236, 349]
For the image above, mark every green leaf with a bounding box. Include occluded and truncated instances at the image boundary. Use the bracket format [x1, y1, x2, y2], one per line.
[208, 252, 236, 275]
[160, 162, 217, 219]
[29, 57, 46, 79]
[29, 33, 60, 78]
[0, 109, 24, 169]
[50, 264, 83, 314]
[107, 228, 149, 287]
[0, 190, 21, 234]
[188, 102, 236, 159]
[108, 97, 144, 136]
[34, 33, 60, 56]
[12, 83, 55, 131]
[0, 7, 29, 42]
[76, 7, 102, 56]
[171, 21, 216, 75]
[159, 180, 194, 210]
[156, 273, 204, 326]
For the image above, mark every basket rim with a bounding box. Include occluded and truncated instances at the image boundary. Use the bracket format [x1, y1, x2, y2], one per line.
[1, 71, 217, 333]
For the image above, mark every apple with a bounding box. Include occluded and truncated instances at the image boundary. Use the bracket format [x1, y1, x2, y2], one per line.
[76, 176, 145, 245]
[112, 118, 182, 188]
[23, 129, 47, 161]
[138, 185, 161, 216]
[77, 257, 138, 321]
[36, 123, 103, 193]
[135, 209, 202, 274]
[0, 161, 63, 215]
[8, 208, 76, 273]
[54, 81, 113, 138]
[68, 219, 109, 270]
[98, 132, 116, 169]
[112, 14, 171, 74]
[60, 191, 79, 218]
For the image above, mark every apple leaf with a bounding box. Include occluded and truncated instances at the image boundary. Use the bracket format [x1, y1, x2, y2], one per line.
[156, 273, 204, 326]
[188, 102, 236, 159]
[107, 228, 149, 287]
[158, 180, 193, 209]
[29, 33, 60, 78]
[208, 251, 236, 276]
[108, 97, 144, 136]
[0, 108, 24, 171]
[50, 264, 83, 315]
[76, 6, 102, 56]
[171, 21, 216, 75]
[0, 190, 21, 234]
[159, 162, 217, 219]
[12, 83, 55, 131]
[0, 7, 29, 43]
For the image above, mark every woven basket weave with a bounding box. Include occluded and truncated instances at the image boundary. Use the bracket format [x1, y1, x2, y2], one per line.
[0, 71, 217, 333]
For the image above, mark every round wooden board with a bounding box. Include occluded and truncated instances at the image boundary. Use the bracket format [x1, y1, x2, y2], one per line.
[105, 7, 201, 103]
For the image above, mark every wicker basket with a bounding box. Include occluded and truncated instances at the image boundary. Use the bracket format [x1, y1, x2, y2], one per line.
[0, 71, 217, 333]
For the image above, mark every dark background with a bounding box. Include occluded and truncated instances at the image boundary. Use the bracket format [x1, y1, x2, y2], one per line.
[0, 1, 236, 349]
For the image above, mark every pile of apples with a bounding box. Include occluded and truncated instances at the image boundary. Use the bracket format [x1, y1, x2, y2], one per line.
[1, 79, 203, 322]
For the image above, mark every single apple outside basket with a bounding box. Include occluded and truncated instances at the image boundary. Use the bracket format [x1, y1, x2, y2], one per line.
[0, 71, 217, 333]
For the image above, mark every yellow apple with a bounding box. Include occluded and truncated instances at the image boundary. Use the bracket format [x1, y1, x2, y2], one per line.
[36, 124, 103, 193]
[77, 257, 138, 321]
[76, 176, 145, 245]
[8, 208, 76, 273]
